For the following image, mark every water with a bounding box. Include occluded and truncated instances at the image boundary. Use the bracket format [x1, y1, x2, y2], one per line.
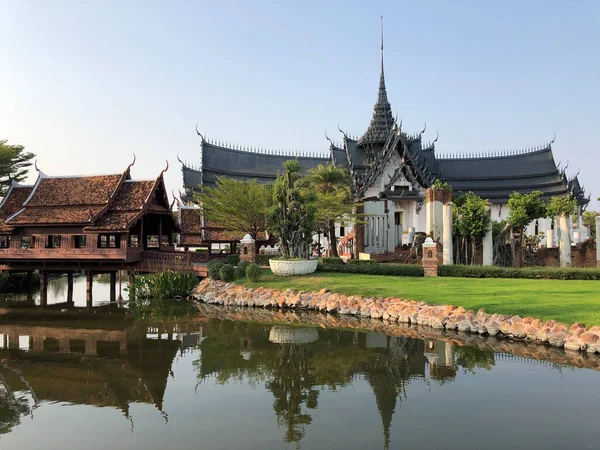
[1, 305, 599, 450]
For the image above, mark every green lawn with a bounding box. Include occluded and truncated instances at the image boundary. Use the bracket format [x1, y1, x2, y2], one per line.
[236, 270, 600, 326]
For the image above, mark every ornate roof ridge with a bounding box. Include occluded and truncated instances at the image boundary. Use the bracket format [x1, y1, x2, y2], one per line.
[202, 137, 329, 158]
[437, 143, 553, 160]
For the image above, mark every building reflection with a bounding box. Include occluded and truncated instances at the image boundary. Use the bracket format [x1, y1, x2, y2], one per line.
[0, 317, 205, 434]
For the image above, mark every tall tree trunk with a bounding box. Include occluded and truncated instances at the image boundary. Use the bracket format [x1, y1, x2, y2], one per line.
[328, 221, 339, 257]
[509, 227, 516, 267]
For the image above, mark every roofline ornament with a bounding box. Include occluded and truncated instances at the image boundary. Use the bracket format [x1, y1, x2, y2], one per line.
[550, 132, 556, 145]
[127, 153, 136, 172]
[160, 159, 169, 177]
[195, 123, 204, 142]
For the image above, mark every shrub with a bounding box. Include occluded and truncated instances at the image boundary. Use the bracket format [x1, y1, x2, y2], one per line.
[127, 271, 198, 299]
[207, 261, 224, 280]
[318, 257, 344, 266]
[236, 260, 251, 278]
[438, 265, 600, 280]
[246, 263, 261, 282]
[255, 254, 279, 266]
[0, 272, 39, 293]
[226, 254, 241, 266]
[219, 264, 235, 282]
[319, 262, 423, 277]
[347, 259, 378, 265]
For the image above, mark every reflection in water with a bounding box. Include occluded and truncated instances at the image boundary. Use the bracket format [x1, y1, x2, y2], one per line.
[0, 315, 598, 450]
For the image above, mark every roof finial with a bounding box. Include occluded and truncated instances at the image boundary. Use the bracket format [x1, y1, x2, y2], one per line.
[377, 15, 389, 106]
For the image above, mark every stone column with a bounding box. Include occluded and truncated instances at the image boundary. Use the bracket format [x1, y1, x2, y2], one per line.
[67, 272, 74, 306]
[482, 206, 493, 266]
[595, 215, 600, 267]
[425, 187, 451, 242]
[40, 271, 48, 306]
[407, 227, 415, 246]
[442, 202, 453, 265]
[546, 228, 554, 249]
[110, 272, 117, 303]
[558, 214, 571, 268]
[422, 237, 439, 277]
[239, 234, 256, 263]
[86, 271, 93, 308]
[577, 214, 584, 242]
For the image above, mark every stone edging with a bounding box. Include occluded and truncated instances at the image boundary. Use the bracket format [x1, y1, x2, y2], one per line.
[193, 279, 600, 354]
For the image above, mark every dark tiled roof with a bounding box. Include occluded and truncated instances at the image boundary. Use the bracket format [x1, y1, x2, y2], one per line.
[26, 174, 123, 207]
[179, 208, 203, 234]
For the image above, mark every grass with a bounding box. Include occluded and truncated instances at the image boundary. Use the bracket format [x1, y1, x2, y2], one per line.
[236, 270, 600, 327]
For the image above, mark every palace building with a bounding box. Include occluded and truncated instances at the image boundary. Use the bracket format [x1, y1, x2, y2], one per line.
[180, 24, 589, 257]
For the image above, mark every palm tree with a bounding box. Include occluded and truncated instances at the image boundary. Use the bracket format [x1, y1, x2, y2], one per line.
[309, 164, 353, 257]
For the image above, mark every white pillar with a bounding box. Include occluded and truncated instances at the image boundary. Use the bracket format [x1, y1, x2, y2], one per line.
[577, 214, 584, 242]
[558, 214, 571, 268]
[407, 227, 415, 246]
[482, 207, 493, 266]
[426, 199, 433, 236]
[546, 228, 554, 249]
[573, 230, 580, 245]
[442, 202, 453, 265]
[595, 216, 600, 266]
[433, 200, 443, 241]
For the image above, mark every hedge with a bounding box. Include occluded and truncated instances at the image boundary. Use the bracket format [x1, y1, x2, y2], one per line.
[439, 264, 600, 280]
[246, 263, 261, 282]
[255, 254, 279, 266]
[235, 260, 251, 278]
[347, 259, 378, 265]
[318, 257, 344, 266]
[219, 264, 236, 282]
[319, 262, 424, 277]
[226, 254, 241, 266]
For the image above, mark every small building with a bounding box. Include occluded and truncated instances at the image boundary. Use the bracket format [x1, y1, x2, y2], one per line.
[0, 160, 179, 304]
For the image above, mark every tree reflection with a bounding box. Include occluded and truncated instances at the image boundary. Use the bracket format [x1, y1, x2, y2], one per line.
[0, 372, 31, 434]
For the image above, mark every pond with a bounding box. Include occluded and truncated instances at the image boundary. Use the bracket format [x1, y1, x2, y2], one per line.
[1, 305, 599, 450]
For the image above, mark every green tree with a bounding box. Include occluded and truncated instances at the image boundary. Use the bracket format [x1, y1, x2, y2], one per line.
[269, 160, 316, 259]
[453, 192, 490, 264]
[494, 191, 547, 266]
[582, 210, 597, 238]
[195, 177, 273, 239]
[309, 164, 354, 257]
[0, 140, 35, 196]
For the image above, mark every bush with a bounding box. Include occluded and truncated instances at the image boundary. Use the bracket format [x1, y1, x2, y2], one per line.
[236, 260, 251, 278]
[319, 262, 423, 277]
[438, 265, 600, 280]
[207, 261, 224, 280]
[347, 259, 378, 265]
[318, 257, 344, 266]
[246, 263, 261, 282]
[219, 264, 235, 282]
[127, 271, 198, 299]
[0, 272, 39, 293]
[255, 254, 279, 266]
[226, 254, 241, 266]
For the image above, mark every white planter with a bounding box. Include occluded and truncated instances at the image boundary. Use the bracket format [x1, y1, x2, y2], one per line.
[269, 259, 318, 276]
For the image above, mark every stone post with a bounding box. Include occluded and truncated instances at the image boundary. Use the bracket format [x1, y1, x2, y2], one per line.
[595, 215, 600, 267]
[577, 213, 584, 242]
[239, 234, 256, 263]
[482, 206, 493, 266]
[442, 201, 453, 265]
[422, 237, 439, 277]
[558, 214, 571, 268]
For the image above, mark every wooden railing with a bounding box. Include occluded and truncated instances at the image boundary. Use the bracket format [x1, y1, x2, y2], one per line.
[139, 251, 193, 273]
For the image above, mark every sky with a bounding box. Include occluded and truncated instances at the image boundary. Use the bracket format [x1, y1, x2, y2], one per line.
[1, 0, 599, 208]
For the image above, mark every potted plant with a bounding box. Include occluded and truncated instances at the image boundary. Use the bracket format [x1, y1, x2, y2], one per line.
[268, 160, 319, 276]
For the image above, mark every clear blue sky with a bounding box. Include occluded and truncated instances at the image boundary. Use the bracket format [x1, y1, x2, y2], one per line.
[1, 1, 598, 208]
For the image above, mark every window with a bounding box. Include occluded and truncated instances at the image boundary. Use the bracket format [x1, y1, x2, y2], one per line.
[0, 235, 10, 249]
[98, 234, 120, 249]
[161, 235, 170, 247]
[339, 226, 345, 237]
[73, 235, 87, 249]
[44, 235, 61, 249]
[147, 235, 159, 248]
[21, 237, 33, 249]
[129, 235, 139, 247]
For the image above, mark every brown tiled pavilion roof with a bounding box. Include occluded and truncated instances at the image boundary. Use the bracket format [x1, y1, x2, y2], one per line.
[9, 206, 105, 225]
[0, 185, 34, 220]
[83, 211, 142, 232]
[110, 180, 156, 210]
[179, 208, 203, 234]
[26, 174, 123, 207]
